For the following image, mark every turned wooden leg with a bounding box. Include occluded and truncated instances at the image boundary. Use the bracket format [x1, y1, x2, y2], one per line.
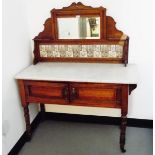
[23, 105, 32, 141]
[120, 115, 127, 153]
[120, 85, 128, 152]
[40, 103, 45, 121]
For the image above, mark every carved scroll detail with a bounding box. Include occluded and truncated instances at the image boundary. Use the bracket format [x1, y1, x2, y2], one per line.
[106, 16, 123, 40]
[61, 2, 93, 10]
[34, 18, 54, 40]
[129, 84, 137, 95]
[34, 3, 125, 41]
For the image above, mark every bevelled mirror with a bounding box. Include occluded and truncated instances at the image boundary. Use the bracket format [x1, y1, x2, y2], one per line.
[57, 16, 100, 39]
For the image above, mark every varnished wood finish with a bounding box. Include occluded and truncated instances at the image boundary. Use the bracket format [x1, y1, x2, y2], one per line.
[18, 80, 27, 107]
[120, 85, 128, 152]
[19, 80, 137, 108]
[17, 2, 135, 152]
[18, 80, 32, 140]
[123, 36, 129, 66]
[40, 103, 45, 113]
[23, 105, 32, 140]
[129, 84, 137, 95]
[52, 2, 106, 40]
[22, 80, 130, 109]
[17, 79, 136, 152]
[120, 115, 127, 152]
[106, 16, 123, 40]
[40, 103, 45, 121]
[33, 2, 129, 65]
[70, 83, 122, 108]
[24, 81, 69, 105]
[39, 57, 123, 64]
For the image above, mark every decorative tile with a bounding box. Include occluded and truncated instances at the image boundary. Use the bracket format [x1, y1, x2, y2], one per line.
[80, 50, 87, 57]
[66, 50, 73, 57]
[108, 51, 117, 58]
[87, 50, 94, 57]
[53, 51, 60, 57]
[73, 50, 80, 57]
[94, 51, 102, 58]
[39, 44, 123, 59]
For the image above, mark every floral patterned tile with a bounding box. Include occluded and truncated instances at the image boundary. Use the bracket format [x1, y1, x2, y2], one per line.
[40, 44, 123, 58]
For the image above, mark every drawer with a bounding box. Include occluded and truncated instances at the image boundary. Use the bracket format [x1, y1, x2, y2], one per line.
[70, 83, 122, 108]
[24, 80, 69, 104]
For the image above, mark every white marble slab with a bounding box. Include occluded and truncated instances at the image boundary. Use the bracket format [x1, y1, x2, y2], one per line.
[15, 62, 138, 84]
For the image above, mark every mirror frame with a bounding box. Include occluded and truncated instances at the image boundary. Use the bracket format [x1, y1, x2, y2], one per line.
[51, 2, 106, 41]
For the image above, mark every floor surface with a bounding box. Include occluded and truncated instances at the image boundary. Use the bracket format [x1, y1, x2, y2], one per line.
[18, 120, 153, 155]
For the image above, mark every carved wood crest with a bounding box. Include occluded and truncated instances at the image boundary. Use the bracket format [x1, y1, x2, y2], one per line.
[34, 2, 124, 41]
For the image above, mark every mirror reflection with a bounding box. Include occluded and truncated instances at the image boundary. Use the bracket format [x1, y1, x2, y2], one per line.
[57, 16, 100, 39]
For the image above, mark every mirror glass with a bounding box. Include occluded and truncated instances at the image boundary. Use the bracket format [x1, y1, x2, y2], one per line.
[57, 16, 100, 39]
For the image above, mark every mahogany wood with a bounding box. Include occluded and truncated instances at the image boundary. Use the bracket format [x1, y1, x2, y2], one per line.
[22, 80, 131, 108]
[120, 85, 128, 152]
[120, 115, 127, 152]
[106, 16, 123, 40]
[24, 81, 69, 105]
[33, 2, 129, 65]
[123, 36, 129, 66]
[18, 80, 32, 139]
[70, 83, 122, 108]
[51, 2, 106, 40]
[23, 105, 32, 141]
[39, 57, 123, 64]
[18, 79, 136, 152]
[18, 80, 27, 107]
[129, 84, 137, 95]
[40, 103, 46, 121]
[17, 2, 134, 153]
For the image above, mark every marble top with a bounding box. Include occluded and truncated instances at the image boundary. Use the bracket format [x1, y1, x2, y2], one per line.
[15, 62, 138, 84]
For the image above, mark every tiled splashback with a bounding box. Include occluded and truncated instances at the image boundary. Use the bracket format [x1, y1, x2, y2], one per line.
[40, 44, 123, 58]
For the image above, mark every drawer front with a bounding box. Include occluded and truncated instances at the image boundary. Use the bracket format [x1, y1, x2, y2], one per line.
[24, 81, 69, 104]
[70, 83, 122, 108]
